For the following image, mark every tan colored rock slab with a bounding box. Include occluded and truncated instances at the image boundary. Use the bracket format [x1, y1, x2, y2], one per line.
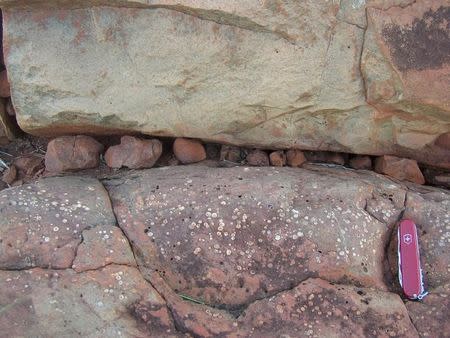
[362, 1, 450, 168]
[4, 2, 448, 168]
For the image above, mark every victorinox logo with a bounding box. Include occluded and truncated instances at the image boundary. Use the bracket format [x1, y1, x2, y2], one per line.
[403, 233, 413, 245]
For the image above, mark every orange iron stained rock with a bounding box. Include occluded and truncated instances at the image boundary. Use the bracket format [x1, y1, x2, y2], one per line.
[397, 219, 428, 300]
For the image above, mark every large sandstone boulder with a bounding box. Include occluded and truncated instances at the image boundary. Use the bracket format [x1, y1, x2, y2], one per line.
[2, 1, 449, 167]
[362, 1, 450, 168]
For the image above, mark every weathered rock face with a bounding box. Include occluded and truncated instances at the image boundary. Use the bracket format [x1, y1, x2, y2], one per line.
[362, 1, 450, 168]
[0, 176, 116, 269]
[0, 165, 449, 337]
[2, 1, 449, 168]
[106, 165, 407, 309]
[72, 224, 136, 272]
[238, 278, 417, 338]
[0, 266, 179, 337]
[406, 283, 450, 338]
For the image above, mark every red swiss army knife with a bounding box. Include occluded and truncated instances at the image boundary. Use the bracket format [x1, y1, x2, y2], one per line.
[397, 219, 428, 300]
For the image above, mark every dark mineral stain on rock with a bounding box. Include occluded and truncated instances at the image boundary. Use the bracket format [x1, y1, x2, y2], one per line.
[382, 6, 450, 71]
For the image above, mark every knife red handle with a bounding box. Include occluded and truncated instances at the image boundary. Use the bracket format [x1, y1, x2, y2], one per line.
[398, 219, 427, 300]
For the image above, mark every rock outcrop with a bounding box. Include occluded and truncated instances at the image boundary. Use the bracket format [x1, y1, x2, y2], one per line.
[0, 176, 116, 269]
[105, 165, 442, 309]
[0, 266, 179, 337]
[0, 164, 449, 336]
[2, 0, 449, 168]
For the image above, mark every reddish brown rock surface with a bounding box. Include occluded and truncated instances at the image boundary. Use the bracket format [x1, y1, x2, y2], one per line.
[1, 164, 449, 337]
[0, 266, 179, 337]
[406, 283, 450, 338]
[269, 150, 286, 167]
[45, 135, 104, 172]
[72, 225, 136, 272]
[374, 155, 425, 184]
[173, 138, 206, 164]
[286, 149, 307, 167]
[350, 155, 372, 170]
[106, 166, 407, 309]
[246, 149, 269, 166]
[105, 136, 162, 169]
[0, 176, 116, 269]
[0, 70, 10, 97]
[238, 278, 417, 337]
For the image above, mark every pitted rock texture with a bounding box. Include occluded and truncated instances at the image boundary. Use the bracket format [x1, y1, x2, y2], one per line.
[406, 283, 450, 338]
[0, 176, 116, 269]
[238, 278, 417, 338]
[0, 265, 179, 337]
[3, 0, 449, 168]
[1, 165, 449, 337]
[150, 271, 418, 338]
[72, 224, 136, 272]
[106, 166, 412, 309]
